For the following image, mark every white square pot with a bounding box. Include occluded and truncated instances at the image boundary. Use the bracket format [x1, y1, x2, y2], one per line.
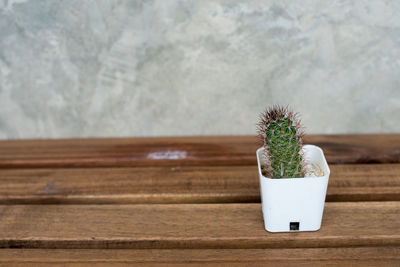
[256, 145, 330, 233]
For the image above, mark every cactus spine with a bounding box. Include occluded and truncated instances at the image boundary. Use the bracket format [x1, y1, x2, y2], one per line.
[258, 106, 305, 178]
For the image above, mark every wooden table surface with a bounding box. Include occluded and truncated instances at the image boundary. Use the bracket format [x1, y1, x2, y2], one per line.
[0, 134, 399, 266]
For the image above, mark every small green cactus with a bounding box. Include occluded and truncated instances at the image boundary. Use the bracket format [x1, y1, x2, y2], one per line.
[258, 106, 305, 178]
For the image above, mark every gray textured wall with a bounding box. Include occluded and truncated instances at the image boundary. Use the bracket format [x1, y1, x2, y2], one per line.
[1, 0, 399, 139]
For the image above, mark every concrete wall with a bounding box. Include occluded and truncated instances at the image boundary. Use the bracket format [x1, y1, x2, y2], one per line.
[1, 0, 399, 139]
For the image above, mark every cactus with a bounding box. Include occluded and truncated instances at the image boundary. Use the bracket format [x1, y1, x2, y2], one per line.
[257, 106, 305, 178]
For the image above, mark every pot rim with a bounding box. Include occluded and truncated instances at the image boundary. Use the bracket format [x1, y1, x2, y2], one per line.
[256, 144, 330, 180]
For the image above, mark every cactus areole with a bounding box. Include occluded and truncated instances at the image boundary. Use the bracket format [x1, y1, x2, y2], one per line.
[258, 106, 305, 178]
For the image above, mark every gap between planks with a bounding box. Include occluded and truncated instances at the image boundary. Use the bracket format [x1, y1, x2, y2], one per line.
[0, 164, 399, 204]
[0, 202, 399, 249]
[0, 247, 398, 266]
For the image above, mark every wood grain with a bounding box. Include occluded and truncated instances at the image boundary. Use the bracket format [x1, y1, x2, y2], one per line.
[0, 202, 398, 249]
[0, 247, 398, 266]
[1, 134, 400, 168]
[1, 135, 399, 264]
[0, 164, 398, 204]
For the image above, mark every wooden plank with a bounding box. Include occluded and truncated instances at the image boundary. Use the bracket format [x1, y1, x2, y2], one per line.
[0, 247, 398, 266]
[0, 202, 398, 249]
[0, 134, 399, 168]
[0, 164, 398, 204]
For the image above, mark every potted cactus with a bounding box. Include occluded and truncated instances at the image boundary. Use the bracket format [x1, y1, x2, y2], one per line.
[256, 106, 330, 232]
